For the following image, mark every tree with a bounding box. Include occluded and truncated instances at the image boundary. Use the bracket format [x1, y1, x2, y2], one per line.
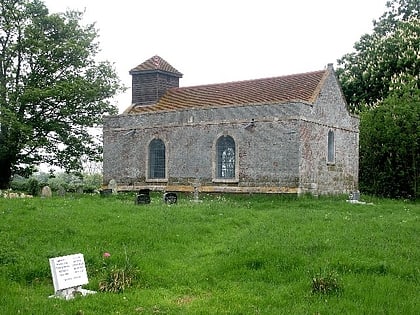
[336, 0, 419, 199]
[360, 77, 419, 199]
[336, 0, 419, 112]
[0, 0, 124, 188]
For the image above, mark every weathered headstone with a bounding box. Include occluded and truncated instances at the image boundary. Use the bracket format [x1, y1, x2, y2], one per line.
[108, 179, 118, 194]
[349, 190, 360, 201]
[41, 186, 52, 198]
[191, 180, 202, 203]
[346, 190, 370, 204]
[100, 189, 113, 197]
[57, 185, 66, 197]
[135, 189, 151, 204]
[49, 253, 96, 300]
[163, 192, 177, 204]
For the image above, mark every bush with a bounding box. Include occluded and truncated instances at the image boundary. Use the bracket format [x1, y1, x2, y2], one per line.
[98, 265, 137, 293]
[359, 80, 419, 199]
[9, 175, 28, 192]
[8, 172, 103, 195]
[98, 251, 137, 293]
[82, 173, 102, 193]
[27, 178, 40, 196]
[312, 269, 342, 295]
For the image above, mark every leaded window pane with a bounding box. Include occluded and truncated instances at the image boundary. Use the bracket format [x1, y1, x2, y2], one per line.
[217, 136, 235, 178]
[149, 139, 165, 178]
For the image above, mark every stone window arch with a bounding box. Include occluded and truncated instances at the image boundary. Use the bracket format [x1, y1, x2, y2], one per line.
[148, 138, 166, 179]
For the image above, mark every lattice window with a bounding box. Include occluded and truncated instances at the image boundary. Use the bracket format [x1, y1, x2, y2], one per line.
[216, 136, 235, 178]
[149, 139, 166, 179]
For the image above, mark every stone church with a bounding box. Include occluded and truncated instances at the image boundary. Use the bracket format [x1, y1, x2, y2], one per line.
[103, 55, 359, 195]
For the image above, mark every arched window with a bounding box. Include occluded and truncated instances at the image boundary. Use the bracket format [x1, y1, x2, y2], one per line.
[327, 130, 335, 163]
[149, 139, 166, 179]
[216, 135, 235, 179]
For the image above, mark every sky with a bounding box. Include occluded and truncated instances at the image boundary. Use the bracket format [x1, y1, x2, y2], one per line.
[43, 0, 388, 114]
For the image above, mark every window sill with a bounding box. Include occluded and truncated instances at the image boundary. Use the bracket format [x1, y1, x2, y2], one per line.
[146, 178, 168, 183]
[212, 178, 239, 184]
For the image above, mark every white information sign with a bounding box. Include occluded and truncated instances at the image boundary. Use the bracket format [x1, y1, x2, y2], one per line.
[49, 253, 89, 292]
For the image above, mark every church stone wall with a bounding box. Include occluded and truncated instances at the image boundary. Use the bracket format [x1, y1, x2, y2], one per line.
[103, 102, 304, 192]
[298, 70, 359, 195]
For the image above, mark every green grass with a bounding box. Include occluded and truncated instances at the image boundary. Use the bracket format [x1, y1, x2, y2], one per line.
[0, 193, 418, 314]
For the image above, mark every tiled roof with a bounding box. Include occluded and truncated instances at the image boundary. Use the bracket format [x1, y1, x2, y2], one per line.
[128, 69, 327, 114]
[129, 55, 182, 77]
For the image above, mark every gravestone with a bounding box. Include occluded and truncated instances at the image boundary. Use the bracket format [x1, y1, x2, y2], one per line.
[108, 179, 118, 194]
[100, 189, 113, 197]
[57, 185, 66, 197]
[191, 180, 202, 203]
[41, 186, 52, 198]
[163, 192, 177, 204]
[49, 253, 96, 300]
[347, 190, 360, 203]
[135, 189, 151, 204]
[349, 190, 360, 201]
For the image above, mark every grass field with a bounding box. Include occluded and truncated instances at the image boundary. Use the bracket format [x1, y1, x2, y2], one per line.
[0, 193, 418, 314]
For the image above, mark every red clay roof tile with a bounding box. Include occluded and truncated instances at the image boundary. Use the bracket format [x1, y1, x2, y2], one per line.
[128, 68, 327, 114]
[129, 55, 182, 77]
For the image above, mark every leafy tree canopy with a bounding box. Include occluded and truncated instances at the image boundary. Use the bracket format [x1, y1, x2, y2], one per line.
[336, 0, 419, 199]
[337, 0, 419, 112]
[359, 77, 419, 199]
[0, 0, 124, 188]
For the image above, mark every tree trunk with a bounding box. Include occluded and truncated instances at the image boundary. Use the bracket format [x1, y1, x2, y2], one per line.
[0, 158, 12, 189]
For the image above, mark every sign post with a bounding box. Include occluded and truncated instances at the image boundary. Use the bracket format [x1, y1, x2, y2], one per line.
[49, 253, 96, 300]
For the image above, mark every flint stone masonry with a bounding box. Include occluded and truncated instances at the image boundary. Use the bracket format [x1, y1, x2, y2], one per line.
[103, 59, 359, 195]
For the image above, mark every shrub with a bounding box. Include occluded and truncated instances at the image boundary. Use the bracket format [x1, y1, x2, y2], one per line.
[47, 176, 67, 193]
[98, 251, 138, 293]
[312, 269, 342, 295]
[82, 173, 102, 193]
[98, 265, 137, 293]
[27, 178, 40, 196]
[9, 175, 28, 192]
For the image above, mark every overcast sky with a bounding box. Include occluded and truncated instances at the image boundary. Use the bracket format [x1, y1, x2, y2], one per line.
[44, 0, 387, 113]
